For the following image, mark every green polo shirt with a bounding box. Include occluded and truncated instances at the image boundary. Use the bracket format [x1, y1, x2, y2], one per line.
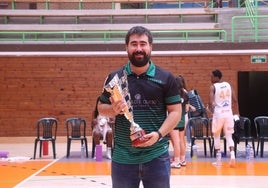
[99, 60, 181, 164]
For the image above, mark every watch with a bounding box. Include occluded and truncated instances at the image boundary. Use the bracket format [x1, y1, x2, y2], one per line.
[157, 130, 163, 141]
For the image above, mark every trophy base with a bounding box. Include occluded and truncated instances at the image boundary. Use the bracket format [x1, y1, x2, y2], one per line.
[131, 129, 148, 147]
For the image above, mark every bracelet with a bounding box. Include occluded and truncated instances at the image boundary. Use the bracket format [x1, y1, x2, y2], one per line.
[157, 130, 163, 141]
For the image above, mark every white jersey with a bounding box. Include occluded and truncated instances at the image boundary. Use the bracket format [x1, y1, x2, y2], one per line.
[213, 81, 233, 118]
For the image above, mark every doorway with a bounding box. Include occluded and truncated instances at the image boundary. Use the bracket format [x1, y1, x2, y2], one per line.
[238, 71, 268, 137]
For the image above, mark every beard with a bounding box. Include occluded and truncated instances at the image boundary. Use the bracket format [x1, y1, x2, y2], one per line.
[128, 51, 150, 67]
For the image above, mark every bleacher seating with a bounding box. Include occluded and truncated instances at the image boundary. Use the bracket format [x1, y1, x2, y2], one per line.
[0, 0, 211, 10]
[0, 0, 226, 43]
[0, 8, 218, 24]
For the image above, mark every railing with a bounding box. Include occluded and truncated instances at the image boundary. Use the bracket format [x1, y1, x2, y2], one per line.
[245, 0, 259, 25]
[231, 0, 268, 42]
[0, 0, 223, 43]
[0, 0, 212, 9]
[208, 0, 268, 8]
[0, 29, 227, 43]
[231, 15, 268, 42]
[1, 0, 267, 9]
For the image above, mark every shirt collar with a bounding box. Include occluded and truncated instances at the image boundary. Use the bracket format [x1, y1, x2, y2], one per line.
[124, 60, 156, 77]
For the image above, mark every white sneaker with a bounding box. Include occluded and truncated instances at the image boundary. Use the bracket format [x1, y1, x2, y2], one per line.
[106, 147, 112, 160]
[171, 161, 181, 169]
[180, 161, 187, 166]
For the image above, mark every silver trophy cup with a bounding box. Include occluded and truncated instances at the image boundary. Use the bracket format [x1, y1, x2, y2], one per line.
[104, 73, 148, 147]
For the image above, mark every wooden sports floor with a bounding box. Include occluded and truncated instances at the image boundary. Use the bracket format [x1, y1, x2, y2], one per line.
[1, 137, 268, 188]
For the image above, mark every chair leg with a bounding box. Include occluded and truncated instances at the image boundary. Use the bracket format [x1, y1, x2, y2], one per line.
[211, 139, 216, 157]
[92, 139, 96, 158]
[66, 139, 71, 158]
[190, 139, 195, 158]
[245, 140, 248, 146]
[260, 140, 264, 158]
[208, 139, 213, 157]
[223, 138, 227, 156]
[33, 139, 38, 159]
[256, 139, 260, 156]
[234, 142, 237, 157]
[203, 140, 207, 157]
[52, 140, 56, 159]
[84, 138, 89, 158]
[252, 139, 256, 157]
[39, 141, 43, 158]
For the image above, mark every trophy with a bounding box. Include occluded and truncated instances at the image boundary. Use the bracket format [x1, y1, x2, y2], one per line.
[104, 72, 148, 147]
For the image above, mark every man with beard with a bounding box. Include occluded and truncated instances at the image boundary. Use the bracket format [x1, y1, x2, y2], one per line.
[97, 26, 182, 188]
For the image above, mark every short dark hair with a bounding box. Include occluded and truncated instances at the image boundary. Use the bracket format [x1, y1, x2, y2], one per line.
[175, 75, 186, 98]
[212, 69, 222, 79]
[125, 26, 153, 45]
[175, 75, 186, 90]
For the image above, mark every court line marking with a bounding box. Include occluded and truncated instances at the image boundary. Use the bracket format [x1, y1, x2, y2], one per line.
[14, 159, 60, 188]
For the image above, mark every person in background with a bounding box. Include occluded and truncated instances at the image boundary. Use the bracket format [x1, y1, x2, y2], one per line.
[208, 69, 239, 167]
[92, 97, 113, 159]
[170, 75, 191, 168]
[185, 104, 196, 148]
[97, 26, 181, 188]
[213, 0, 223, 8]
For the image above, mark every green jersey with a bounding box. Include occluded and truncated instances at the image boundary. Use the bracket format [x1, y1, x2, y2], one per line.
[99, 61, 181, 164]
